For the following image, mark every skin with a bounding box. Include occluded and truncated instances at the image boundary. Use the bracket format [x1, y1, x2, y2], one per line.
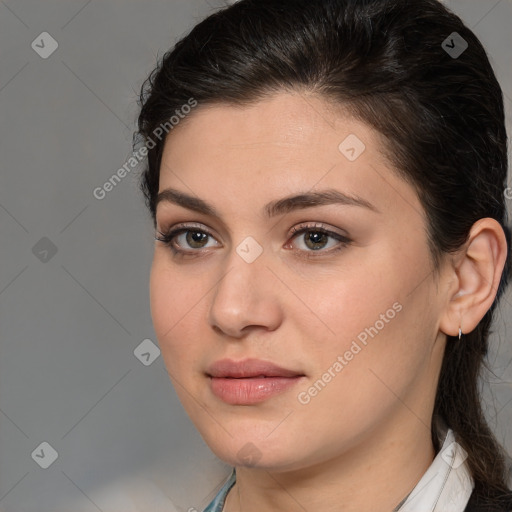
[149, 91, 507, 512]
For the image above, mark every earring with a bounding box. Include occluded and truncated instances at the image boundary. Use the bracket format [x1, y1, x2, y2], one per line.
[458, 327, 463, 340]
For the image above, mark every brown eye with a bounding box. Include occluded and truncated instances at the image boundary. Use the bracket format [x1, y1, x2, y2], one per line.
[288, 225, 351, 255]
[302, 231, 330, 250]
[185, 231, 209, 248]
[285, 224, 352, 258]
[155, 225, 220, 254]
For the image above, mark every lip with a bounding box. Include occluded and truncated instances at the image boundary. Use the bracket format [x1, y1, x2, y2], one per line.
[206, 358, 305, 405]
[206, 358, 304, 378]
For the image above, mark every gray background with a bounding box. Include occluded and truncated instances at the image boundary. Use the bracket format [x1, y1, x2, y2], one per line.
[0, 1, 511, 511]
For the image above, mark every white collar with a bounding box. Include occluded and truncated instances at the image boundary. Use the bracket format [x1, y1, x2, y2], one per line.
[396, 425, 474, 512]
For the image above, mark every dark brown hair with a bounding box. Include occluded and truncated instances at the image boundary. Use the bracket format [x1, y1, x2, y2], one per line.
[136, 0, 512, 501]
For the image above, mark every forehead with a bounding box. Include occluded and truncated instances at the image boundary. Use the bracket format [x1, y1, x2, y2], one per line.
[162, 92, 359, 161]
[157, 92, 424, 224]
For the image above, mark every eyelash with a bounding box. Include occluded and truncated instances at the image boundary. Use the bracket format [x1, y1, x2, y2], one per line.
[154, 222, 352, 259]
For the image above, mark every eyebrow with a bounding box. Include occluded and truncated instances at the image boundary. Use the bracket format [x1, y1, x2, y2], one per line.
[155, 187, 379, 218]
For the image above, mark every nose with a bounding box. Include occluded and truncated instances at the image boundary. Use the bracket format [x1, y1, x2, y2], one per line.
[208, 248, 283, 338]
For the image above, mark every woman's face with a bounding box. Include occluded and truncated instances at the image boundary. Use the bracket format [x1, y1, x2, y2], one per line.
[150, 92, 450, 471]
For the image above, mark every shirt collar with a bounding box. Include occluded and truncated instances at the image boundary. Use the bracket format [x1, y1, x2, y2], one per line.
[395, 421, 474, 512]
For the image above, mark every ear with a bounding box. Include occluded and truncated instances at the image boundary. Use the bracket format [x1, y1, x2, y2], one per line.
[439, 218, 508, 337]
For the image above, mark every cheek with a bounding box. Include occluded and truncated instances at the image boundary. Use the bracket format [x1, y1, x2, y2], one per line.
[291, 279, 427, 438]
[292, 262, 397, 348]
[149, 258, 206, 369]
[296, 243, 430, 377]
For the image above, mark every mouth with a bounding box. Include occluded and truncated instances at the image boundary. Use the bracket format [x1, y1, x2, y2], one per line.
[206, 358, 306, 405]
[206, 358, 304, 379]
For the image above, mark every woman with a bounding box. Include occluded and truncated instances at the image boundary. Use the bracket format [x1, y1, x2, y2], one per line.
[135, 0, 512, 510]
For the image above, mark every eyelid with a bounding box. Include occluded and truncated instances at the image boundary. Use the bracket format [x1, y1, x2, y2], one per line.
[288, 221, 348, 238]
[157, 220, 223, 239]
[156, 222, 219, 240]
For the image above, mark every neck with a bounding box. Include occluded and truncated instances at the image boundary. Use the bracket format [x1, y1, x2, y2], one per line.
[223, 415, 436, 512]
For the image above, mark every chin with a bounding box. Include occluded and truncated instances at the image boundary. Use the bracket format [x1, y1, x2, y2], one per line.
[200, 433, 309, 471]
